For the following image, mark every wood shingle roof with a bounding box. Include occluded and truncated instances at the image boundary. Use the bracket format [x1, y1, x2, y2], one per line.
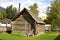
[11, 8, 45, 24]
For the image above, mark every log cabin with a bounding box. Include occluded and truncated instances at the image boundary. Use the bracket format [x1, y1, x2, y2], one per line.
[11, 8, 45, 36]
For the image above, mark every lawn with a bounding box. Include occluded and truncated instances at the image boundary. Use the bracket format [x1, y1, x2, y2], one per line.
[0, 32, 60, 40]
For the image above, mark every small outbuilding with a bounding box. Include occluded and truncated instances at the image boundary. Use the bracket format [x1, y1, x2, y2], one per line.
[0, 19, 12, 33]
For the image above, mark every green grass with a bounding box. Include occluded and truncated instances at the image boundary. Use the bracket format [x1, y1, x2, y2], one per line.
[0, 32, 60, 40]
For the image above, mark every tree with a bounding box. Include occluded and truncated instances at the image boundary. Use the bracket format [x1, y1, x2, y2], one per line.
[44, 0, 60, 31]
[6, 5, 17, 19]
[0, 11, 6, 19]
[29, 3, 39, 15]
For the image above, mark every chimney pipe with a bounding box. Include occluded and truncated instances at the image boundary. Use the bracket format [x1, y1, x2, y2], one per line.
[18, 3, 20, 13]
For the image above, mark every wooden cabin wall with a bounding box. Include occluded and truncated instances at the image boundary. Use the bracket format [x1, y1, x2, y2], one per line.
[36, 24, 45, 34]
[0, 27, 6, 32]
[12, 15, 31, 35]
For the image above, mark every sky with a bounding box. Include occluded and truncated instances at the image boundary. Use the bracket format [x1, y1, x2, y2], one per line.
[0, 0, 53, 17]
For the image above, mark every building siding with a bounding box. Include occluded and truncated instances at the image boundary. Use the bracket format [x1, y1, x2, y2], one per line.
[36, 24, 45, 34]
[12, 15, 31, 35]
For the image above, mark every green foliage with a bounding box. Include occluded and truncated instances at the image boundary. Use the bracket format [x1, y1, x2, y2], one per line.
[6, 5, 17, 19]
[29, 3, 39, 15]
[44, 0, 60, 31]
[0, 11, 6, 19]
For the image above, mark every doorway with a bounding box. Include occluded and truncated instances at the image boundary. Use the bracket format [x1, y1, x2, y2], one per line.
[31, 23, 36, 35]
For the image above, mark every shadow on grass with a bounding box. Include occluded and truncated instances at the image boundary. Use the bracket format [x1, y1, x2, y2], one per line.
[55, 35, 60, 40]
